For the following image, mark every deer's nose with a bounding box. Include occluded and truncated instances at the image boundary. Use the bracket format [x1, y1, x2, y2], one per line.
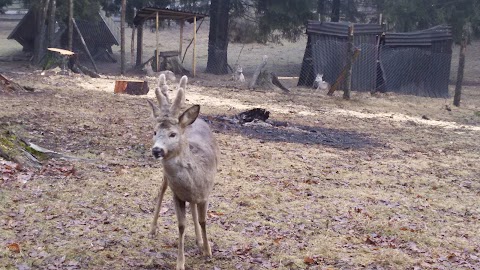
[152, 147, 165, 159]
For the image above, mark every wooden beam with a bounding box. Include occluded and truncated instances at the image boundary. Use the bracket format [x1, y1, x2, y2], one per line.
[192, 16, 196, 77]
[136, 23, 143, 67]
[72, 18, 98, 73]
[155, 12, 159, 72]
[131, 8, 136, 67]
[179, 19, 184, 56]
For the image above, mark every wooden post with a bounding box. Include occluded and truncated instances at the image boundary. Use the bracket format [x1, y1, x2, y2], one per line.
[155, 12, 159, 72]
[343, 24, 354, 100]
[68, 0, 73, 51]
[130, 8, 136, 67]
[454, 32, 467, 107]
[179, 20, 184, 56]
[131, 27, 136, 67]
[72, 18, 98, 73]
[120, 0, 126, 75]
[192, 16, 197, 77]
[136, 22, 143, 67]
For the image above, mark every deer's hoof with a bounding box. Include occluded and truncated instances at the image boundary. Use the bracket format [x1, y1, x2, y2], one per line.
[148, 229, 157, 238]
[203, 246, 212, 257]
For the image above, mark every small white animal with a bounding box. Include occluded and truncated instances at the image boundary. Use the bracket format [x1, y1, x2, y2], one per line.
[234, 66, 245, 83]
[143, 61, 177, 82]
[314, 73, 330, 91]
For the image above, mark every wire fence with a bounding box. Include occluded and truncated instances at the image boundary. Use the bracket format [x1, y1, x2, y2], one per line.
[144, 19, 305, 78]
[310, 37, 451, 97]
[379, 47, 450, 97]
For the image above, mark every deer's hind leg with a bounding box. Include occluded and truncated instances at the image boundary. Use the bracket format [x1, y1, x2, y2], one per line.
[173, 195, 187, 270]
[197, 201, 212, 257]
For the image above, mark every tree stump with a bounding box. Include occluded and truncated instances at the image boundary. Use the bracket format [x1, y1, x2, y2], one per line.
[114, 79, 149, 95]
[249, 55, 289, 93]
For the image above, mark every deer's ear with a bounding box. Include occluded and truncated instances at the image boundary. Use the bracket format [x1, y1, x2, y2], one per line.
[179, 105, 200, 128]
[147, 99, 160, 118]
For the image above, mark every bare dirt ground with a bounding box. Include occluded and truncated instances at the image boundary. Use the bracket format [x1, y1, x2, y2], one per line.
[1, 20, 480, 270]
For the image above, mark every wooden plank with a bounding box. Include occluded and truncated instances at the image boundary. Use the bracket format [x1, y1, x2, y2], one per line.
[72, 18, 98, 73]
[155, 12, 159, 72]
[192, 16, 196, 77]
[136, 23, 143, 67]
[179, 20, 184, 56]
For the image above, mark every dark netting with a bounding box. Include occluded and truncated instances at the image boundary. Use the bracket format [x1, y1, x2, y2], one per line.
[352, 42, 377, 92]
[379, 47, 451, 97]
[312, 38, 378, 92]
[312, 38, 348, 89]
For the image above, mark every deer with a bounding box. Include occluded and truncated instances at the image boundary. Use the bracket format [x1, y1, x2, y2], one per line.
[147, 74, 218, 270]
[313, 73, 330, 91]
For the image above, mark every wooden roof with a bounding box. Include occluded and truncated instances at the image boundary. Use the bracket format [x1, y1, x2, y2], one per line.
[133, 7, 208, 26]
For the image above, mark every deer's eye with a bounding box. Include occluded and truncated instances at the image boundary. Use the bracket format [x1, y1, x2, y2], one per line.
[154, 131, 157, 136]
[169, 132, 177, 138]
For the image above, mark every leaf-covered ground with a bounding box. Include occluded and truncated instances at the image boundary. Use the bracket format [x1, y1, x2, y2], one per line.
[1, 69, 479, 270]
[1, 18, 480, 270]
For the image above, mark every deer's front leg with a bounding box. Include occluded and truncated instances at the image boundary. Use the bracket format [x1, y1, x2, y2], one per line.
[191, 203, 203, 250]
[173, 195, 187, 270]
[149, 177, 168, 237]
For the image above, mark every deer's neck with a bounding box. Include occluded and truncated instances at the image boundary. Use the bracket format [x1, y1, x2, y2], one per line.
[162, 139, 192, 174]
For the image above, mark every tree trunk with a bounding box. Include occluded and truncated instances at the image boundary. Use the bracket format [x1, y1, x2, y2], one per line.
[205, 0, 230, 75]
[331, 0, 340, 22]
[120, 0, 126, 75]
[47, 0, 56, 47]
[68, 0, 73, 51]
[454, 36, 466, 107]
[317, 0, 325, 22]
[33, 0, 51, 64]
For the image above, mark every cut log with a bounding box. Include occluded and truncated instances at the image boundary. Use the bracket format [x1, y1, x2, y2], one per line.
[114, 79, 149, 95]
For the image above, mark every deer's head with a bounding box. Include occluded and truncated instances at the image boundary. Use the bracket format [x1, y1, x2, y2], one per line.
[147, 75, 199, 160]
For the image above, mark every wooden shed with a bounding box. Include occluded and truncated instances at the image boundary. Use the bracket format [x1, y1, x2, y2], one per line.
[7, 10, 119, 63]
[298, 21, 383, 91]
[133, 7, 208, 77]
[380, 25, 452, 97]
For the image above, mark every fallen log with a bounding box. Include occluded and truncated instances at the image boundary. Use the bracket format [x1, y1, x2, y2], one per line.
[68, 54, 101, 78]
[0, 128, 93, 170]
[0, 73, 33, 93]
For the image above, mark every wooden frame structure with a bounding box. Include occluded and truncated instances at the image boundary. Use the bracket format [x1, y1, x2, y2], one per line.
[133, 7, 208, 77]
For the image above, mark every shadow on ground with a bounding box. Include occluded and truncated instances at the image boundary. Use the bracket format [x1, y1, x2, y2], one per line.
[206, 115, 385, 150]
